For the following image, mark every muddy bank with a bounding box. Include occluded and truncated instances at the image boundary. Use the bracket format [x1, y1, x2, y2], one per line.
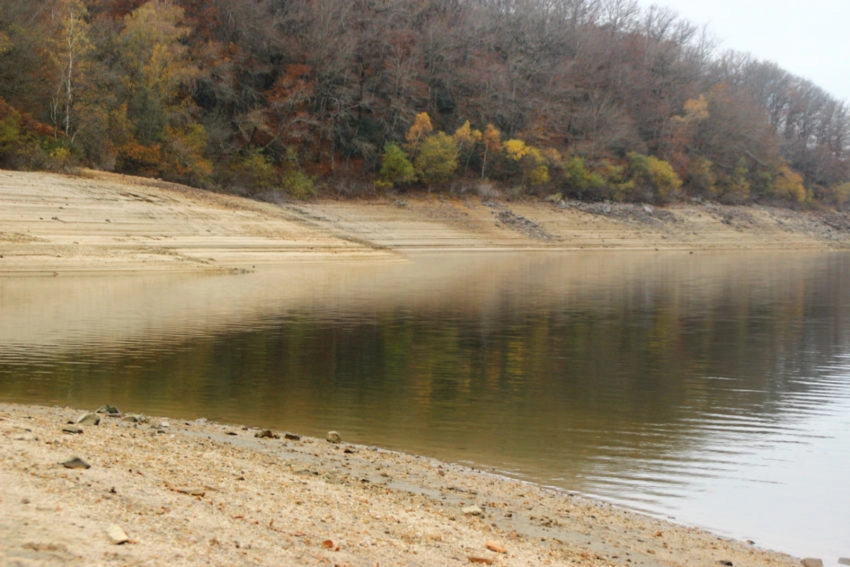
[0, 403, 802, 566]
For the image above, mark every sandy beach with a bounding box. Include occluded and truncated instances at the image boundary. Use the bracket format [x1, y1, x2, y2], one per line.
[0, 403, 803, 567]
[2, 169, 846, 565]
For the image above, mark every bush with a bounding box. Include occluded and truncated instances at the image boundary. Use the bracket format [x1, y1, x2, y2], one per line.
[281, 168, 316, 199]
[686, 158, 717, 197]
[163, 124, 213, 186]
[378, 142, 415, 187]
[770, 165, 806, 203]
[240, 149, 278, 193]
[562, 155, 606, 199]
[0, 97, 56, 169]
[414, 132, 458, 185]
[625, 152, 682, 203]
[716, 158, 751, 204]
[828, 182, 850, 209]
[502, 139, 550, 188]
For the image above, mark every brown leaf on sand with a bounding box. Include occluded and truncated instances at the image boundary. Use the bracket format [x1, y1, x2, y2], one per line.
[468, 557, 494, 565]
[486, 540, 507, 553]
[166, 484, 206, 497]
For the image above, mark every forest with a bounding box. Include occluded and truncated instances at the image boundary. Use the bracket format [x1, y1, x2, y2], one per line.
[0, 0, 848, 207]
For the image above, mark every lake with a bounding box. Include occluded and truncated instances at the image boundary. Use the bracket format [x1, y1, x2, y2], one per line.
[1, 251, 849, 564]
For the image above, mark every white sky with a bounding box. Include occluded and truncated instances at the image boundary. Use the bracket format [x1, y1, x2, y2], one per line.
[650, 0, 850, 103]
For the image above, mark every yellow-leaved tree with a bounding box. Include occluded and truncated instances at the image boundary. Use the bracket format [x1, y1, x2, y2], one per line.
[481, 123, 502, 179]
[414, 132, 458, 185]
[503, 139, 550, 188]
[771, 164, 806, 203]
[405, 112, 433, 156]
[116, 1, 206, 181]
[453, 120, 481, 176]
[625, 152, 682, 203]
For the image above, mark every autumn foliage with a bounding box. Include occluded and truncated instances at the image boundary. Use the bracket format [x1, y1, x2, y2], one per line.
[0, 0, 847, 206]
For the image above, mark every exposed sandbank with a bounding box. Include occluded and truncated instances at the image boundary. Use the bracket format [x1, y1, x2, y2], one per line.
[0, 403, 802, 566]
[2, 169, 850, 275]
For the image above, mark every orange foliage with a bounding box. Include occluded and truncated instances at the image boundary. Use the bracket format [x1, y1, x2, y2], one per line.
[0, 97, 54, 139]
[118, 140, 163, 176]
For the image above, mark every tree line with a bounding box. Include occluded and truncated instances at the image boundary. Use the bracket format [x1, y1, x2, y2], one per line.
[0, 0, 848, 207]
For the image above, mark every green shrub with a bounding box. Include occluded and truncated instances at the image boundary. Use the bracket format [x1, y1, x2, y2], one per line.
[717, 158, 751, 204]
[626, 152, 682, 203]
[414, 132, 458, 185]
[242, 149, 278, 193]
[563, 155, 605, 197]
[831, 182, 850, 209]
[379, 142, 415, 187]
[281, 168, 316, 199]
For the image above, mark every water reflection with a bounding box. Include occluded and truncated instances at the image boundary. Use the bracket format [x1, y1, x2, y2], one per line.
[1, 251, 849, 563]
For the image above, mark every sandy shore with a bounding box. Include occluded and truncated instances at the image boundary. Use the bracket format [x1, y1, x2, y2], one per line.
[0, 403, 802, 567]
[1, 170, 842, 565]
[2, 169, 850, 275]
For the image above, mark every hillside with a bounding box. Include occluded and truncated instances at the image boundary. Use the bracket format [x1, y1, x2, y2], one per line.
[1, 170, 849, 274]
[0, 0, 848, 209]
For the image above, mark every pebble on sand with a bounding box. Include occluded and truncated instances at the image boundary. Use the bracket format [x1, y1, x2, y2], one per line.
[61, 457, 91, 469]
[254, 429, 279, 439]
[96, 405, 121, 416]
[801, 559, 823, 567]
[75, 413, 100, 426]
[106, 524, 129, 545]
[326, 431, 341, 444]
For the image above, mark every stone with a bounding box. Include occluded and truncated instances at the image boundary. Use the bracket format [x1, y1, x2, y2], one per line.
[106, 524, 129, 545]
[62, 426, 84, 434]
[123, 414, 148, 423]
[254, 429, 279, 439]
[326, 431, 341, 444]
[284, 432, 301, 441]
[838, 558, 850, 566]
[801, 559, 823, 567]
[75, 413, 100, 426]
[462, 505, 484, 516]
[96, 405, 121, 416]
[61, 457, 91, 469]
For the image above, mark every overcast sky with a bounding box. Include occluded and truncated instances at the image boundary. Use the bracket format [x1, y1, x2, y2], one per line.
[650, 0, 850, 102]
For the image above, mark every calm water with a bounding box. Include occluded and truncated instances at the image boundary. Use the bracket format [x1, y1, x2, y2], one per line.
[2, 251, 849, 564]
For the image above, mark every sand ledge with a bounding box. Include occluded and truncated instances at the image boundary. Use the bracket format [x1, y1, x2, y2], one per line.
[2, 169, 850, 276]
[1, 403, 801, 566]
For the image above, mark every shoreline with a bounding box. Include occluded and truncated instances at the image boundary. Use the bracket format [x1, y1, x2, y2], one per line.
[0, 402, 802, 566]
[3, 169, 850, 276]
[0, 170, 840, 564]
